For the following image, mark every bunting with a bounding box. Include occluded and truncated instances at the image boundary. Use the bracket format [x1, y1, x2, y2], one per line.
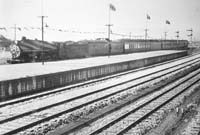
[0, 26, 106, 35]
[0, 27, 7, 31]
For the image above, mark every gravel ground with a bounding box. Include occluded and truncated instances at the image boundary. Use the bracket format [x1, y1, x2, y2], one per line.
[13, 65, 189, 135]
[68, 65, 200, 135]
[98, 70, 200, 135]
[145, 80, 200, 135]
[24, 63, 199, 134]
[124, 77, 200, 135]
[181, 106, 200, 135]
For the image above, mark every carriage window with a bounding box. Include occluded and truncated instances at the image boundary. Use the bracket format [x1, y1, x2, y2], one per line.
[124, 43, 130, 49]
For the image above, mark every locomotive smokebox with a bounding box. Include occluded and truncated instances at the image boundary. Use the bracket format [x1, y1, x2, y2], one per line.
[9, 43, 21, 59]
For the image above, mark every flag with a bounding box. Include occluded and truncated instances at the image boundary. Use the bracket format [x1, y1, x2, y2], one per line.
[147, 14, 151, 20]
[45, 23, 49, 27]
[17, 27, 21, 31]
[109, 3, 116, 11]
[166, 20, 171, 24]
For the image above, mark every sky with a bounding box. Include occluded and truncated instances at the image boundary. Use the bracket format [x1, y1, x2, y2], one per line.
[0, 0, 200, 41]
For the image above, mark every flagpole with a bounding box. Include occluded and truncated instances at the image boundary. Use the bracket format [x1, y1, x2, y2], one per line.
[145, 14, 149, 49]
[145, 16, 148, 40]
[106, 3, 116, 56]
[164, 22, 167, 40]
[108, 5, 111, 56]
[145, 18, 147, 50]
[164, 31, 167, 40]
[108, 5, 111, 40]
[106, 4, 112, 56]
[165, 20, 170, 40]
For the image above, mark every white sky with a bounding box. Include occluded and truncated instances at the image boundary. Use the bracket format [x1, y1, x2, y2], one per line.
[1, 0, 200, 41]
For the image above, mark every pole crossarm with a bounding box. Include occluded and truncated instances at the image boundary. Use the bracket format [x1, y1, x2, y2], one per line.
[175, 31, 179, 39]
[186, 28, 193, 44]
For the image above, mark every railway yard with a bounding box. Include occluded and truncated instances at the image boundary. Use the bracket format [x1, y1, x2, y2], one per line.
[1, 0, 200, 134]
[0, 51, 200, 135]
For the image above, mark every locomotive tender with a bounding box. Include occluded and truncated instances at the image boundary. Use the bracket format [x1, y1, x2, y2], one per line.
[9, 37, 188, 63]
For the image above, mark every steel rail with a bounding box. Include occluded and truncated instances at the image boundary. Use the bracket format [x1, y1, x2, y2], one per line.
[1, 58, 200, 126]
[2, 57, 200, 135]
[0, 53, 199, 107]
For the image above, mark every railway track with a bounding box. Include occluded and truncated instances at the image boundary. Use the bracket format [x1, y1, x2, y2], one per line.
[1, 54, 200, 134]
[181, 107, 200, 135]
[1, 53, 200, 106]
[52, 60, 200, 135]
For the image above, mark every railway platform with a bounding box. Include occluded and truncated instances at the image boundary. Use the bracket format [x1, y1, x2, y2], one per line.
[0, 50, 187, 100]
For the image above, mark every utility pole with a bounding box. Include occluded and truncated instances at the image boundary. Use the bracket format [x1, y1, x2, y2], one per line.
[107, 3, 112, 56]
[187, 28, 193, 45]
[164, 32, 167, 40]
[175, 31, 179, 44]
[145, 29, 149, 40]
[106, 7, 112, 55]
[14, 24, 17, 43]
[11, 24, 17, 43]
[106, 24, 112, 56]
[145, 14, 150, 48]
[144, 28, 148, 49]
[106, 24, 113, 41]
[38, 15, 47, 65]
[106, 3, 116, 56]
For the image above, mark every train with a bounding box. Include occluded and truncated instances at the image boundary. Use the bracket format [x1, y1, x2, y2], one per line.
[8, 37, 59, 63]
[8, 37, 189, 63]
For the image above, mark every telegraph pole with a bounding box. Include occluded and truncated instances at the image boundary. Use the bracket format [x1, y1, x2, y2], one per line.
[145, 16, 149, 40]
[39, 0, 48, 65]
[11, 24, 17, 43]
[175, 31, 179, 44]
[187, 28, 193, 45]
[39, 15, 47, 65]
[164, 32, 167, 40]
[145, 29, 148, 40]
[106, 24, 113, 42]
[40, 16, 48, 43]
[106, 4, 112, 56]
[145, 28, 148, 49]
[106, 3, 116, 56]
[106, 24, 112, 56]
[14, 24, 17, 43]
[145, 14, 150, 48]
